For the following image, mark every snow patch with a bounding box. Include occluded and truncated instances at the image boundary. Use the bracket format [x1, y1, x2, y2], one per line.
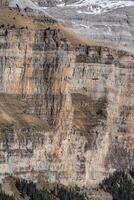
[80, 24, 90, 28]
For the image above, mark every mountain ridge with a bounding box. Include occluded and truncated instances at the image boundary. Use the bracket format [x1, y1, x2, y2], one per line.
[1, 0, 134, 15]
[34, 0, 134, 14]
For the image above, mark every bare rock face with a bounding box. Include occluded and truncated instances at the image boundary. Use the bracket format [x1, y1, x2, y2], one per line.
[0, 8, 133, 187]
[43, 5, 134, 52]
[29, 0, 134, 52]
[1, 1, 134, 51]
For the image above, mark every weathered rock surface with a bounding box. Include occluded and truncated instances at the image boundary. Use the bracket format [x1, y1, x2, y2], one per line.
[1, 1, 134, 52]
[0, 7, 133, 187]
[44, 5, 134, 52]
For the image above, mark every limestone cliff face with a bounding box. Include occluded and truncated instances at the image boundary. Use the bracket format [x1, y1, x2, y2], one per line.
[0, 8, 133, 187]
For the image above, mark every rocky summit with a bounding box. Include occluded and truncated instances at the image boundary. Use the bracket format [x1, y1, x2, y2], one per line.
[0, 0, 133, 193]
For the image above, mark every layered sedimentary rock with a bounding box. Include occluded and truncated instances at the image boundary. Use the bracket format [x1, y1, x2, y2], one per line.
[1, 1, 134, 51]
[44, 5, 134, 52]
[0, 7, 133, 187]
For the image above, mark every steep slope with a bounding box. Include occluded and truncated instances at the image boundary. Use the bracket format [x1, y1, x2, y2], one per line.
[43, 5, 134, 51]
[34, 0, 134, 14]
[19, 0, 133, 52]
[3, 0, 134, 14]
[0, 7, 54, 29]
[0, 7, 133, 187]
[1, 0, 134, 50]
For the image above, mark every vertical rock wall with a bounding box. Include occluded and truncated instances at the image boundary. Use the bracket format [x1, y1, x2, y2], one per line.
[0, 27, 133, 186]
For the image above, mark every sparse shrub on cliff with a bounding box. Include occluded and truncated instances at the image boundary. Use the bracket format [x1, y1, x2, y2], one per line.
[0, 24, 5, 29]
[96, 109, 106, 119]
[99, 170, 134, 200]
[129, 168, 134, 178]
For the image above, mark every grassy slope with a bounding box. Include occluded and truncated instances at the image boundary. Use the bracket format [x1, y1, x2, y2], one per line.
[0, 7, 57, 30]
[0, 94, 49, 132]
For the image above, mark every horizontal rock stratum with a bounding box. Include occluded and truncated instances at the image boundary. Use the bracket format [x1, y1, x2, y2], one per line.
[0, 6, 133, 186]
